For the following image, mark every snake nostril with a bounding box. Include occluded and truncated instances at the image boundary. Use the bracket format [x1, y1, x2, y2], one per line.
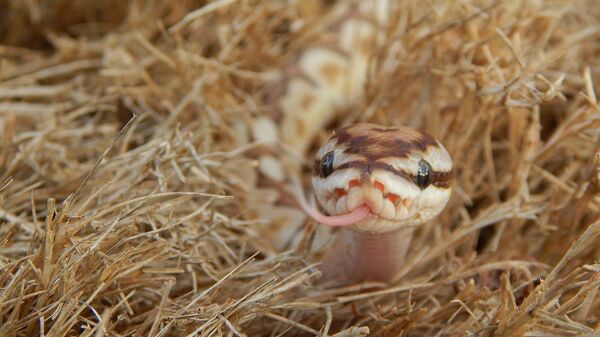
[335, 188, 346, 198]
[348, 179, 360, 188]
[374, 180, 385, 193]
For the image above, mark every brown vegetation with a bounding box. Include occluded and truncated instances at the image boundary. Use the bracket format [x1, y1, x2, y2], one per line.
[1, 1, 599, 336]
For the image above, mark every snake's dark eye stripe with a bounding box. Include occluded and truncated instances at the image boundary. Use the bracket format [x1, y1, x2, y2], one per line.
[319, 151, 335, 178]
[416, 159, 432, 189]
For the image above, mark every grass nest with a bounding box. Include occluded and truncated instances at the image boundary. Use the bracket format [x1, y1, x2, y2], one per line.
[1, 0, 600, 336]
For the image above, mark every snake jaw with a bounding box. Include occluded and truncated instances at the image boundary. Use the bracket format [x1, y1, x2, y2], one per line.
[321, 179, 418, 223]
[314, 170, 451, 232]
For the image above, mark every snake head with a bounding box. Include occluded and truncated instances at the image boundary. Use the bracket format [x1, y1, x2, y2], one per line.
[311, 123, 453, 233]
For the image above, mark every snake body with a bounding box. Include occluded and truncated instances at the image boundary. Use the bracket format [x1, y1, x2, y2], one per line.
[275, 1, 390, 155]
[267, 1, 453, 282]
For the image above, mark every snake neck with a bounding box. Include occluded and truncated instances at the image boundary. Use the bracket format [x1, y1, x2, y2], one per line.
[322, 226, 415, 283]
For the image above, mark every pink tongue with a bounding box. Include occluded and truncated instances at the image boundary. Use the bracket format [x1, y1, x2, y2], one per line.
[303, 204, 371, 227]
[293, 188, 371, 226]
[289, 175, 371, 227]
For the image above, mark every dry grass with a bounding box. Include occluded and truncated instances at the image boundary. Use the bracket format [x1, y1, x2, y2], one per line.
[1, 0, 600, 336]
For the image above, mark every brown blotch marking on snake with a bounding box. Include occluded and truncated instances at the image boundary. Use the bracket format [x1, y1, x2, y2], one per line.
[334, 124, 438, 160]
[320, 61, 345, 87]
[300, 93, 316, 111]
[294, 117, 307, 138]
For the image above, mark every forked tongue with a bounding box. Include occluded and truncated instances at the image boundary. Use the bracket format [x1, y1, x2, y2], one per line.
[290, 176, 370, 227]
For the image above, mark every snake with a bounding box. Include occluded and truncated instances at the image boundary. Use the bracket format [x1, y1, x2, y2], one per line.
[262, 1, 454, 282]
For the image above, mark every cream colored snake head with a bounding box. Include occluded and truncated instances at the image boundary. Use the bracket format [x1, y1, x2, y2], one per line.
[308, 123, 453, 234]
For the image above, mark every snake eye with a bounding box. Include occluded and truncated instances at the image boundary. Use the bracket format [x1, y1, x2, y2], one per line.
[319, 151, 335, 178]
[416, 159, 432, 189]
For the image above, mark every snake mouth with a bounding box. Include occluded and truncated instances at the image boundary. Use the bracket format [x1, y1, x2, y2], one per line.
[325, 179, 413, 221]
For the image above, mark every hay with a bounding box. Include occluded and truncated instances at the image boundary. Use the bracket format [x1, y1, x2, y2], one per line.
[1, 0, 600, 336]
